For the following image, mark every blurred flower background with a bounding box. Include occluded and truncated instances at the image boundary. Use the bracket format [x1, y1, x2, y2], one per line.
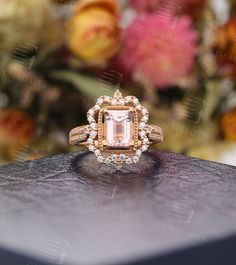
[0, 0, 236, 166]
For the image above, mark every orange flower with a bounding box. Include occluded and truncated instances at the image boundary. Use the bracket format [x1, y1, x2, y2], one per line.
[0, 110, 35, 160]
[216, 18, 236, 65]
[221, 108, 236, 141]
[67, 0, 121, 62]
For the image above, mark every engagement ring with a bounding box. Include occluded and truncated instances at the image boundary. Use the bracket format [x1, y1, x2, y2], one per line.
[69, 90, 163, 169]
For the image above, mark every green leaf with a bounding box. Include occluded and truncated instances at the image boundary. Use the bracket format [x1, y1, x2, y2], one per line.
[50, 71, 117, 102]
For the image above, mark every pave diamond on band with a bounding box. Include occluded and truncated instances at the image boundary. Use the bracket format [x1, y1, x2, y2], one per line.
[69, 90, 164, 169]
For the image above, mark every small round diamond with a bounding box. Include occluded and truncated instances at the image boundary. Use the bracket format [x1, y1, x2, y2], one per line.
[141, 108, 148, 115]
[88, 145, 95, 152]
[126, 158, 132, 164]
[125, 96, 132, 102]
[88, 109, 94, 116]
[136, 104, 142, 111]
[119, 99, 125, 106]
[133, 98, 139, 105]
[119, 154, 126, 161]
[90, 123, 97, 130]
[132, 156, 140, 163]
[111, 154, 117, 161]
[141, 116, 149, 123]
[90, 131, 97, 138]
[105, 157, 112, 164]
[141, 145, 148, 152]
[97, 156, 104, 163]
[136, 150, 142, 157]
[97, 97, 104, 105]
[139, 122, 146, 129]
[143, 137, 149, 143]
[87, 138, 94, 144]
[111, 99, 117, 106]
[88, 116, 95, 123]
[139, 130, 146, 138]
[95, 149, 101, 156]
[104, 96, 110, 102]
[93, 105, 100, 111]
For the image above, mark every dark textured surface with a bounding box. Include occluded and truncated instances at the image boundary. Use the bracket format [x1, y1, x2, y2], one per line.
[0, 151, 236, 265]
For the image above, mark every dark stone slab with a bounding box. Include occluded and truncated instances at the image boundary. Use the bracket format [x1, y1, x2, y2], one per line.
[0, 151, 236, 265]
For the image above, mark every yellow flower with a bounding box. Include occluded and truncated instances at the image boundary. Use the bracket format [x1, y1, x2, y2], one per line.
[0, 0, 60, 52]
[67, 0, 121, 62]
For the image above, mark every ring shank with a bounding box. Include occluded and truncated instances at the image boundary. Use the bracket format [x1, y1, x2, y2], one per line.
[69, 124, 163, 147]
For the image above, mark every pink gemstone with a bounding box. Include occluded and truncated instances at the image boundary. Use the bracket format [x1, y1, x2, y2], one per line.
[104, 109, 134, 149]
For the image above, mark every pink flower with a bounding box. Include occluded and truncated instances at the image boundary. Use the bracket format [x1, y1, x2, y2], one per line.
[129, 0, 206, 20]
[117, 13, 198, 88]
[130, 0, 163, 13]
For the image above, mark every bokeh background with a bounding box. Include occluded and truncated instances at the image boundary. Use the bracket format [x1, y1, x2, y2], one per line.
[0, 0, 236, 166]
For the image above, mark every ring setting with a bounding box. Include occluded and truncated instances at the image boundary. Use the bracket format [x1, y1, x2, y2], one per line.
[69, 90, 163, 169]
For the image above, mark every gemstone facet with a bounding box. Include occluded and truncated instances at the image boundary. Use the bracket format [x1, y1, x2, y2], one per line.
[103, 108, 134, 149]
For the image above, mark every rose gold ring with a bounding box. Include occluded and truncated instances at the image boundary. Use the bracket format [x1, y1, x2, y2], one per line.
[69, 90, 163, 169]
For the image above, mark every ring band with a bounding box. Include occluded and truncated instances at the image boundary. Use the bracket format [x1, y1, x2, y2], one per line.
[69, 125, 89, 145]
[69, 124, 163, 146]
[69, 90, 164, 169]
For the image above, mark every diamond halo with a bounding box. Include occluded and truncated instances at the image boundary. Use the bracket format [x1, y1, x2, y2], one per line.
[86, 90, 150, 168]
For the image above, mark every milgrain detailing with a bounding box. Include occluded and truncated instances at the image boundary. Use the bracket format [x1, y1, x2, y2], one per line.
[69, 125, 89, 145]
[69, 90, 164, 169]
